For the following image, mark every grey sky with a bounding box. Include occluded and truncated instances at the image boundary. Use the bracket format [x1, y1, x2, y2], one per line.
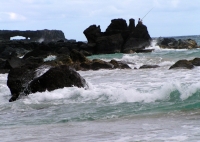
[1, 0, 200, 41]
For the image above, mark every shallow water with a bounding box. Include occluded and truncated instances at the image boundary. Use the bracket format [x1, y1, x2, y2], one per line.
[1, 36, 200, 141]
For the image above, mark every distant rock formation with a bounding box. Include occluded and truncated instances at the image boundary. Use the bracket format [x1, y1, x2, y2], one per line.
[0, 29, 66, 42]
[157, 37, 199, 49]
[83, 18, 151, 54]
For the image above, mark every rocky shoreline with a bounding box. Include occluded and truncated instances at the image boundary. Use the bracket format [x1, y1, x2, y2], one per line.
[1, 18, 200, 102]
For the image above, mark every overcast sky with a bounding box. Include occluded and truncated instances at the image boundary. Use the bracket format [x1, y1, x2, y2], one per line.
[1, 0, 200, 41]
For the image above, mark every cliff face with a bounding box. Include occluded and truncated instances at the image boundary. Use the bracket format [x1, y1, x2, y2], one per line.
[0, 30, 66, 42]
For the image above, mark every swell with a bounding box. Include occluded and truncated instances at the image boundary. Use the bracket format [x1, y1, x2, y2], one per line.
[1, 87, 200, 125]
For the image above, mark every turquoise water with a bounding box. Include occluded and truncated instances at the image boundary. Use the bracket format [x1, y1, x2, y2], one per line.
[1, 35, 200, 141]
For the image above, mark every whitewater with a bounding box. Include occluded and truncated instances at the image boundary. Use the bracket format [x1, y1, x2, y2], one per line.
[1, 36, 200, 141]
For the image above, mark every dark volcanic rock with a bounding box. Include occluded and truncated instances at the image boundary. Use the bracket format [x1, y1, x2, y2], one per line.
[0, 57, 11, 73]
[0, 46, 16, 59]
[95, 34, 124, 54]
[0, 69, 10, 74]
[25, 56, 44, 65]
[157, 38, 176, 48]
[83, 18, 152, 54]
[130, 23, 151, 40]
[70, 49, 89, 63]
[122, 23, 151, 53]
[105, 18, 129, 41]
[135, 49, 154, 53]
[157, 38, 199, 49]
[110, 60, 131, 69]
[56, 46, 70, 55]
[83, 25, 102, 43]
[23, 49, 51, 59]
[139, 65, 160, 69]
[80, 50, 92, 56]
[106, 19, 128, 33]
[80, 59, 114, 70]
[79, 59, 131, 71]
[7, 64, 87, 102]
[7, 56, 26, 69]
[122, 38, 150, 53]
[29, 65, 87, 93]
[7, 63, 39, 102]
[0, 58, 11, 70]
[0, 56, 26, 73]
[91, 59, 114, 70]
[128, 18, 135, 31]
[169, 60, 194, 69]
[190, 58, 200, 66]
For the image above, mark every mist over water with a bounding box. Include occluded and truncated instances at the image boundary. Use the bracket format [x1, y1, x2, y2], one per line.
[1, 35, 200, 141]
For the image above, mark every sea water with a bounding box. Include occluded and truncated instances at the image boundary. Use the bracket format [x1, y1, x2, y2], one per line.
[1, 36, 200, 141]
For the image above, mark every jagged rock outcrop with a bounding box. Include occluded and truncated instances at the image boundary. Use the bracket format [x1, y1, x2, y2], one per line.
[105, 19, 129, 41]
[83, 25, 102, 43]
[130, 23, 151, 40]
[157, 38, 199, 49]
[83, 18, 151, 54]
[7, 64, 87, 102]
[0, 30, 66, 42]
[128, 19, 135, 32]
[122, 23, 151, 53]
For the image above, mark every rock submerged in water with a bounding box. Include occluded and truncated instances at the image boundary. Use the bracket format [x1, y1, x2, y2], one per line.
[169, 60, 194, 69]
[7, 65, 87, 102]
[29, 65, 87, 93]
[79, 59, 131, 70]
[190, 58, 200, 66]
[139, 65, 160, 69]
[169, 58, 200, 70]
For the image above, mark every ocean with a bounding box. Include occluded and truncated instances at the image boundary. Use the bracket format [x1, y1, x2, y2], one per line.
[1, 35, 200, 142]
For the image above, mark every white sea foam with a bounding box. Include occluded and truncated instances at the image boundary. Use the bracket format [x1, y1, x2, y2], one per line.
[21, 78, 200, 105]
[1, 53, 200, 142]
[146, 39, 188, 52]
[2, 61, 200, 106]
[0, 74, 11, 104]
[146, 39, 161, 50]
[34, 65, 51, 78]
[167, 136, 188, 141]
[43, 55, 57, 62]
[158, 61, 174, 67]
[38, 38, 44, 43]
[1, 36, 200, 141]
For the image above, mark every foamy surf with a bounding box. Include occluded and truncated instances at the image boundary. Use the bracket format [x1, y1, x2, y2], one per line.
[1, 35, 200, 141]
